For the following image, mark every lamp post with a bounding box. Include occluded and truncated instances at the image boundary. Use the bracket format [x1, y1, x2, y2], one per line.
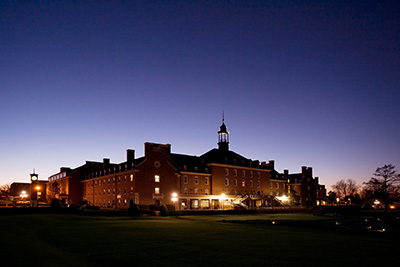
[171, 192, 178, 212]
[221, 193, 226, 210]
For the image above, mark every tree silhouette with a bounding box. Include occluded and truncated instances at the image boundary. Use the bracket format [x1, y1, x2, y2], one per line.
[363, 164, 400, 212]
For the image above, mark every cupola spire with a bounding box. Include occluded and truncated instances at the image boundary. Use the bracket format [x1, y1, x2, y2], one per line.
[218, 111, 229, 151]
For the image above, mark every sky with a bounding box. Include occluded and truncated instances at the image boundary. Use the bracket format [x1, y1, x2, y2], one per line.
[1, 0, 399, 190]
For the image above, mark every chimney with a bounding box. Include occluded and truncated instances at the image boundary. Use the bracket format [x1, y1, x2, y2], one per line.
[103, 158, 110, 169]
[284, 169, 288, 176]
[268, 160, 275, 169]
[127, 149, 135, 163]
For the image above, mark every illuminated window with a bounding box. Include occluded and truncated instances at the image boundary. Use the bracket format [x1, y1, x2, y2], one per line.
[155, 175, 160, 183]
[155, 187, 160, 194]
[205, 177, 209, 185]
[242, 180, 245, 187]
[194, 176, 199, 184]
[225, 178, 229, 186]
[184, 175, 188, 184]
[130, 174, 134, 182]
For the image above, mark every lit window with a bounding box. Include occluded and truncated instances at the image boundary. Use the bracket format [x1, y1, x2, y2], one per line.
[155, 187, 160, 194]
[242, 180, 245, 187]
[155, 175, 160, 183]
[130, 174, 134, 182]
[184, 175, 188, 184]
[194, 176, 199, 184]
[205, 177, 209, 185]
[225, 178, 229, 186]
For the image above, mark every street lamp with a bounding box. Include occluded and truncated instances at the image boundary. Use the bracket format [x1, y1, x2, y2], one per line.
[20, 191, 28, 199]
[171, 192, 178, 211]
[220, 193, 226, 210]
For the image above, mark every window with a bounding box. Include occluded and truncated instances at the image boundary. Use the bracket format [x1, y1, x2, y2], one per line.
[194, 166, 198, 172]
[130, 174, 134, 182]
[155, 175, 160, 183]
[270, 182, 273, 189]
[250, 180, 253, 187]
[257, 172, 260, 178]
[155, 187, 160, 194]
[184, 175, 188, 184]
[242, 180, 245, 187]
[194, 176, 199, 184]
[234, 169, 237, 176]
[225, 178, 229, 186]
[249, 171, 253, 178]
[184, 188, 188, 194]
[205, 177, 209, 185]
[225, 168, 229, 175]
[205, 189, 209, 195]
[118, 177, 121, 183]
[234, 179, 237, 187]
[276, 182, 279, 189]
[257, 180, 260, 188]
[242, 170, 245, 177]
[124, 176, 127, 183]
[195, 188, 198, 195]
[282, 183, 285, 189]
[183, 165, 187, 171]
[99, 180, 101, 186]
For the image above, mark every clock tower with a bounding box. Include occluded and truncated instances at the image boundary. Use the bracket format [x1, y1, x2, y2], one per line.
[30, 170, 39, 207]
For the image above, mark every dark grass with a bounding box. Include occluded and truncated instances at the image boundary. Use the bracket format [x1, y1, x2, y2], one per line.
[0, 212, 398, 267]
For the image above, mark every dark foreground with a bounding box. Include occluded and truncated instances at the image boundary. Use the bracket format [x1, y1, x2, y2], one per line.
[0, 212, 398, 267]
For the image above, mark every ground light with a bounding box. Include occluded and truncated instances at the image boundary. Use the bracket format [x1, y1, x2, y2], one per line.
[220, 193, 226, 210]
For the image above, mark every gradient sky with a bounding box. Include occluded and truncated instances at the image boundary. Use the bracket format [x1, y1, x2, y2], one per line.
[1, 0, 399, 190]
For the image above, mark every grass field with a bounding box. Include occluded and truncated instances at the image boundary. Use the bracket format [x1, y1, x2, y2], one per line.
[0, 212, 398, 267]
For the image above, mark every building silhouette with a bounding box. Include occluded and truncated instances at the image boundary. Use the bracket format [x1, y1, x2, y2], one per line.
[42, 119, 324, 209]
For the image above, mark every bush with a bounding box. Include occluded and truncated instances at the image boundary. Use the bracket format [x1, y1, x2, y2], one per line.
[160, 204, 168, 216]
[129, 200, 140, 216]
[51, 199, 60, 209]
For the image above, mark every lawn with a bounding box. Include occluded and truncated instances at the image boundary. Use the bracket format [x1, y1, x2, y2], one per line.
[0, 212, 398, 267]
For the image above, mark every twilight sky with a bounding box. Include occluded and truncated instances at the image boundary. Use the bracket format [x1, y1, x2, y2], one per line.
[1, 0, 399, 190]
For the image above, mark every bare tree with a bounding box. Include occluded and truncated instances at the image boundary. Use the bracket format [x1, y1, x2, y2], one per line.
[332, 179, 359, 200]
[363, 164, 400, 212]
[0, 183, 11, 195]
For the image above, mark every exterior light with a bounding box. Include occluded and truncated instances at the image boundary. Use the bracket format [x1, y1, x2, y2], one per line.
[20, 191, 28, 199]
[171, 192, 178, 202]
[220, 193, 226, 210]
[374, 200, 380, 205]
[36, 186, 40, 190]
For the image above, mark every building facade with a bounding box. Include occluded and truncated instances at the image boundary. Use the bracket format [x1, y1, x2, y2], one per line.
[44, 120, 323, 209]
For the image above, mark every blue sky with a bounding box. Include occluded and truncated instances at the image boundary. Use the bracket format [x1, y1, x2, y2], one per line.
[1, 0, 399, 190]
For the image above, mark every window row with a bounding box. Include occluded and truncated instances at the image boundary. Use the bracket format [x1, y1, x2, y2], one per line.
[92, 174, 134, 186]
[225, 168, 261, 178]
[269, 182, 285, 189]
[182, 188, 209, 195]
[183, 175, 209, 185]
[225, 178, 261, 188]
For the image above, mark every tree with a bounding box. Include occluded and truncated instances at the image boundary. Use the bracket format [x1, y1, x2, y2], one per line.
[363, 164, 400, 212]
[332, 179, 359, 200]
[0, 184, 11, 199]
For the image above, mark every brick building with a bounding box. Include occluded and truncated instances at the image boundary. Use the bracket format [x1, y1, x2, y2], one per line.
[45, 119, 324, 209]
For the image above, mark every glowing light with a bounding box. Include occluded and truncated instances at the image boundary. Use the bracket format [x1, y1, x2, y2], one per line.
[276, 195, 288, 202]
[171, 192, 178, 202]
[20, 191, 28, 198]
[220, 193, 226, 199]
[272, 221, 275, 225]
[36, 186, 40, 190]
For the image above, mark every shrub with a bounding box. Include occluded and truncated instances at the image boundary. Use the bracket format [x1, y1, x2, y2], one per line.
[160, 204, 168, 216]
[51, 199, 60, 209]
[129, 200, 140, 216]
